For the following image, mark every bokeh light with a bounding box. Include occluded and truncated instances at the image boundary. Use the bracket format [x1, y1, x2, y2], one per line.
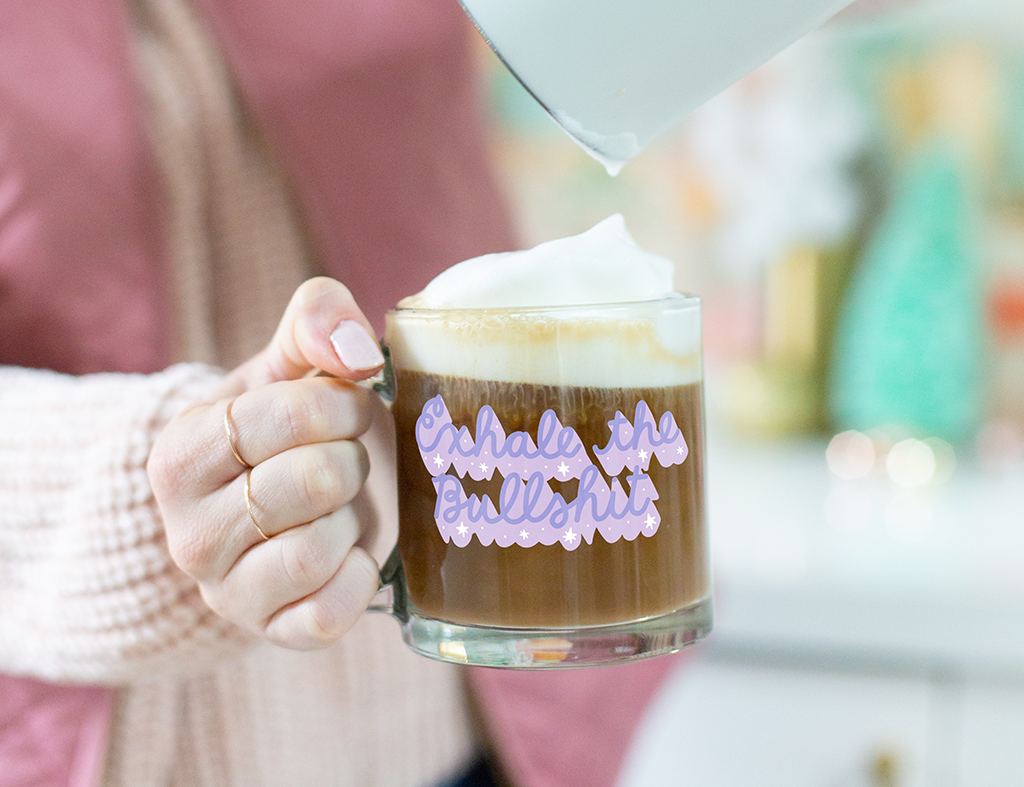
[886, 439, 937, 487]
[826, 430, 877, 479]
[922, 437, 956, 484]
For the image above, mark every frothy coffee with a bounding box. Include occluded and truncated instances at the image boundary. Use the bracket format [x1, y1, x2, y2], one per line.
[386, 216, 708, 629]
[389, 215, 701, 388]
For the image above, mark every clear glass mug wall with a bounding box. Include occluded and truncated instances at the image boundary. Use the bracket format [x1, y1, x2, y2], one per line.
[373, 295, 710, 669]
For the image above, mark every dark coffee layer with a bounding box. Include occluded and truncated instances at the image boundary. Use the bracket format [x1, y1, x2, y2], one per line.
[393, 371, 708, 628]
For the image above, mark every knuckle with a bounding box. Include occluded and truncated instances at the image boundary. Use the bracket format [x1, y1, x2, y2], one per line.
[295, 448, 340, 512]
[147, 431, 191, 501]
[331, 442, 370, 507]
[302, 553, 379, 643]
[345, 385, 374, 436]
[294, 277, 353, 312]
[167, 529, 218, 579]
[346, 547, 381, 592]
[320, 379, 374, 440]
[348, 441, 371, 486]
[303, 601, 341, 644]
[331, 504, 360, 546]
[272, 384, 320, 447]
[199, 585, 262, 637]
[265, 548, 379, 649]
[280, 532, 332, 589]
[265, 628, 304, 650]
[197, 584, 228, 621]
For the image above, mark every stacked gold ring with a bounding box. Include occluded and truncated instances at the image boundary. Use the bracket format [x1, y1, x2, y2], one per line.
[244, 468, 270, 541]
[224, 398, 250, 469]
[224, 399, 270, 542]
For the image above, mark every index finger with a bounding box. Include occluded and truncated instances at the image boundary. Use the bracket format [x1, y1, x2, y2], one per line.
[159, 376, 375, 496]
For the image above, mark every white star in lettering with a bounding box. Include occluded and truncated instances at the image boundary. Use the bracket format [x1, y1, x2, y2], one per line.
[433, 453, 444, 467]
[677, 445, 685, 454]
[644, 514, 656, 529]
[456, 523, 469, 537]
[638, 449, 648, 461]
[479, 462, 489, 473]
[562, 528, 578, 545]
[557, 461, 570, 477]
[519, 530, 529, 540]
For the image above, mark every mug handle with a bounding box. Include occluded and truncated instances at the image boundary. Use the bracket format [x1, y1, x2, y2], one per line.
[366, 545, 407, 620]
[316, 345, 406, 620]
[361, 343, 409, 620]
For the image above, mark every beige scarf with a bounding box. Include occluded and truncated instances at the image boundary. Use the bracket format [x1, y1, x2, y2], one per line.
[99, 4, 477, 787]
[130, 0, 313, 370]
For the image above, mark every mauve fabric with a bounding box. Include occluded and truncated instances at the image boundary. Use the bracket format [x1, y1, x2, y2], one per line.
[0, 676, 113, 787]
[189, 0, 516, 335]
[470, 655, 687, 787]
[1, 3, 155, 781]
[0, 1, 675, 786]
[0, 0, 172, 376]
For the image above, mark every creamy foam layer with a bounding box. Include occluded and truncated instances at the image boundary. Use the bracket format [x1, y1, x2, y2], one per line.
[387, 216, 701, 388]
[401, 215, 673, 310]
[387, 304, 700, 388]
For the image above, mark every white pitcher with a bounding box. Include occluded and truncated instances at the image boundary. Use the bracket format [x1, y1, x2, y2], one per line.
[459, 0, 856, 174]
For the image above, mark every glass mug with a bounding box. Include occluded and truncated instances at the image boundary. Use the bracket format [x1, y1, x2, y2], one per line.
[371, 296, 710, 668]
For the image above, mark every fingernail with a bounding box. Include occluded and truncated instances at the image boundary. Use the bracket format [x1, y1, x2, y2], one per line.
[330, 320, 385, 370]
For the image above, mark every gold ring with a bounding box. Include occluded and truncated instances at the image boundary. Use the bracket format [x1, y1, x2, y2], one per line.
[245, 468, 271, 541]
[224, 399, 251, 469]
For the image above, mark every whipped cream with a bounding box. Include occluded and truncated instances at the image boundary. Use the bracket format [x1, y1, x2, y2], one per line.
[401, 215, 674, 309]
[387, 215, 701, 387]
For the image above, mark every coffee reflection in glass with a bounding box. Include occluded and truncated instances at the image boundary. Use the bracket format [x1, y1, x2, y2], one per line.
[382, 296, 710, 668]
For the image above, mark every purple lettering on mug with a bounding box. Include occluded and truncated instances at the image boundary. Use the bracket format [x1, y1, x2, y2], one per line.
[415, 395, 689, 550]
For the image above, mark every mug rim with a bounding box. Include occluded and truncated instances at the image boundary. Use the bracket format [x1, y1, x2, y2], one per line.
[386, 292, 700, 317]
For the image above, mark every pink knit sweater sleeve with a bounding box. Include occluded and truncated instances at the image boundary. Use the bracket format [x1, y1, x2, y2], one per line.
[0, 363, 255, 684]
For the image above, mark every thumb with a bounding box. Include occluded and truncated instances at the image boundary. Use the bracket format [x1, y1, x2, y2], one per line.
[226, 277, 385, 391]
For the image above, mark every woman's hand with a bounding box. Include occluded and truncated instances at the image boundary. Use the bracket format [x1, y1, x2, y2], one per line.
[148, 278, 394, 650]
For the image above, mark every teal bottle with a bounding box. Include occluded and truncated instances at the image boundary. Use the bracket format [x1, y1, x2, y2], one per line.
[829, 144, 984, 442]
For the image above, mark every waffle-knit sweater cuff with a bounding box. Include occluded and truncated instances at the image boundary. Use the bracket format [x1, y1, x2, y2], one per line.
[0, 363, 254, 683]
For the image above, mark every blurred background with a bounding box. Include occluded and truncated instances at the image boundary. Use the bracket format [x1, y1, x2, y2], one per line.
[479, 0, 1024, 784]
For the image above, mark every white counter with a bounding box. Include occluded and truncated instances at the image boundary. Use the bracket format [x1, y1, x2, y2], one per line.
[619, 432, 1024, 787]
[708, 435, 1024, 677]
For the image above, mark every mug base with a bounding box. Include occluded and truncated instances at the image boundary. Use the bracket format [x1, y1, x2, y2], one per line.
[396, 596, 712, 669]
